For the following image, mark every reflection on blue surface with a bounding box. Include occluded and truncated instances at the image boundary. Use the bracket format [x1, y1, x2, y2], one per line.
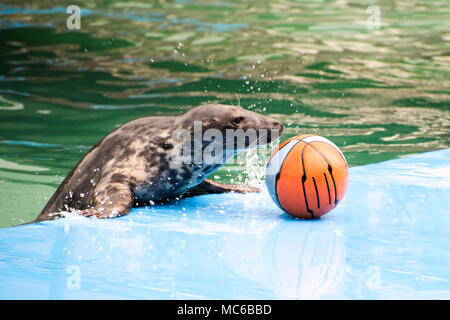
[0, 149, 449, 299]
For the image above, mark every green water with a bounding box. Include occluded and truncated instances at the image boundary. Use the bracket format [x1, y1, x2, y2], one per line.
[0, 0, 449, 227]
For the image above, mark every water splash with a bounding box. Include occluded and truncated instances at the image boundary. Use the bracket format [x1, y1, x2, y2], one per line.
[243, 138, 280, 187]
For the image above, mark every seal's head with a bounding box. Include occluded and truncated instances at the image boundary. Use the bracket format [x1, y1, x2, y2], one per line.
[182, 104, 284, 149]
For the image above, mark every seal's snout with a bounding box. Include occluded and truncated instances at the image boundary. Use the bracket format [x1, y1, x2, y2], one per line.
[265, 119, 284, 142]
[271, 120, 284, 134]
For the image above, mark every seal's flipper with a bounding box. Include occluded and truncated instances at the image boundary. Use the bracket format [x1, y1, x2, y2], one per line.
[77, 183, 133, 219]
[183, 178, 260, 198]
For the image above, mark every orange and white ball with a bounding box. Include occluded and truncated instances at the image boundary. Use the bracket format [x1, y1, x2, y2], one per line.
[266, 135, 348, 219]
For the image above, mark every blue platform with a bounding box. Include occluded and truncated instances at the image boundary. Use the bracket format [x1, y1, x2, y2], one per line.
[0, 149, 449, 299]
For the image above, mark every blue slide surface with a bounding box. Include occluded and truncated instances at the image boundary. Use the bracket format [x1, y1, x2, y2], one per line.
[0, 149, 449, 299]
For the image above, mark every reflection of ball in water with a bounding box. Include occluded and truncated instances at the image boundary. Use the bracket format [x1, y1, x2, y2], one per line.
[266, 135, 348, 219]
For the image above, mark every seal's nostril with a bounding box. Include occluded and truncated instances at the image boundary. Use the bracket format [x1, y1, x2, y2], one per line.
[272, 121, 284, 132]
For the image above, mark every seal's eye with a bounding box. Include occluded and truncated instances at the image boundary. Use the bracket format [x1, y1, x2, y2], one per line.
[232, 117, 244, 125]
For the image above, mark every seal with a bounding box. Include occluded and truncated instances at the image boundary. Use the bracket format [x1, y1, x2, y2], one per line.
[34, 104, 284, 222]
